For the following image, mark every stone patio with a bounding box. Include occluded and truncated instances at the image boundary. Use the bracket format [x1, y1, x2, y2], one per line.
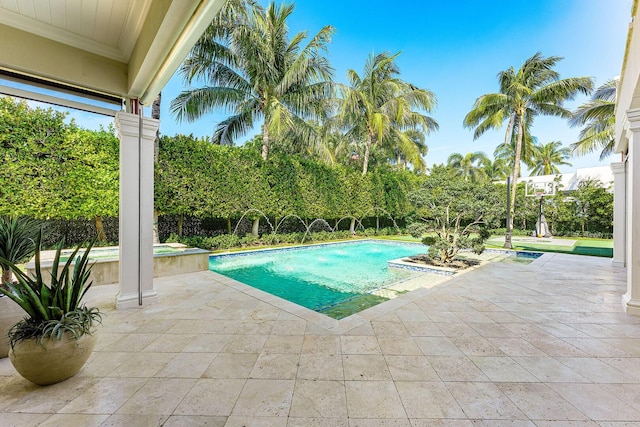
[0, 252, 638, 426]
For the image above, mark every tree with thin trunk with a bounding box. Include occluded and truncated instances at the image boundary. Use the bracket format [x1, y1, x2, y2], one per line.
[339, 51, 438, 175]
[569, 78, 616, 160]
[530, 141, 572, 175]
[171, 2, 334, 160]
[464, 52, 593, 230]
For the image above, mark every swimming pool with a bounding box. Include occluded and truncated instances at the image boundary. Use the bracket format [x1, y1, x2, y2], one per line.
[209, 240, 427, 318]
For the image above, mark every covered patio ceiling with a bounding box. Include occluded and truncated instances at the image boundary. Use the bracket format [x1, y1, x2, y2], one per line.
[0, 0, 225, 107]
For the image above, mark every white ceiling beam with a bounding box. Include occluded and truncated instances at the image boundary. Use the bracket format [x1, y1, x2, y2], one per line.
[0, 84, 119, 116]
[126, 0, 225, 105]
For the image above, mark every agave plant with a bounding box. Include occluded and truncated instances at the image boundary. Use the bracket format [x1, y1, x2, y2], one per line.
[0, 216, 40, 286]
[0, 230, 101, 346]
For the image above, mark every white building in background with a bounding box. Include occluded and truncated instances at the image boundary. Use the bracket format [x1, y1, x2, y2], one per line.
[521, 166, 614, 194]
[614, 0, 640, 315]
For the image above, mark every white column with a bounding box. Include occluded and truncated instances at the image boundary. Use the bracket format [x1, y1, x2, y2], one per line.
[115, 111, 159, 309]
[611, 161, 626, 267]
[623, 109, 640, 315]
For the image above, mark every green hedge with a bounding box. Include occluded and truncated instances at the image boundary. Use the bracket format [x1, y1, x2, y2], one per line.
[155, 135, 420, 222]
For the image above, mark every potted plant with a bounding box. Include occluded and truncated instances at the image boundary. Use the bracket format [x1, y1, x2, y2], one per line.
[0, 230, 101, 385]
[0, 216, 40, 358]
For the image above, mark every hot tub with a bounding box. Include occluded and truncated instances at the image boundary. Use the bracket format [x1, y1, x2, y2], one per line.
[26, 243, 210, 285]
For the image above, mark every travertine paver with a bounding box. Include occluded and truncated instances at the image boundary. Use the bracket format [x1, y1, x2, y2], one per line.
[0, 251, 636, 426]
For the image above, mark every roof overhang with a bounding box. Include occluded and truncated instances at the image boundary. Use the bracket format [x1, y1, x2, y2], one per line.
[0, 0, 225, 106]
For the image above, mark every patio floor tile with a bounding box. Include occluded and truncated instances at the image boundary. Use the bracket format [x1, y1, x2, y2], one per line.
[340, 335, 382, 354]
[343, 354, 392, 380]
[470, 356, 539, 382]
[202, 352, 258, 379]
[0, 252, 634, 425]
[163, 415, 227, 426]
[445, 381, 527, 420]
[547, 383, 640, 421]
[58, 377, 147, 414]
[115, 378, 195, 415]
[289, 379, 347, 418]
[495, 382, 588, 420]
[345, 380, 406, 418]
[510, 356, 591, 383]
[173, 378, 245, 416]
[395, 381, 465, 418]
[231, 379, 295, 417]
[384, 355, 440, 381]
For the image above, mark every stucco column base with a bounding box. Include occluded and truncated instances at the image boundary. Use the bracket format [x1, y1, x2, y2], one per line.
[613, 260, 625, 268]
[622, 293, 640, 316]
[116, 290, 158, 310]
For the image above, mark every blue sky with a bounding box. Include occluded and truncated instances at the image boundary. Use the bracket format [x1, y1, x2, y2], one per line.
[54, 0, 635, 173]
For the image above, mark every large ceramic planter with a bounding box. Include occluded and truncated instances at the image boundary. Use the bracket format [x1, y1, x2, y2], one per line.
[0, 296, 24, 358]
[9, 331, 97, 385]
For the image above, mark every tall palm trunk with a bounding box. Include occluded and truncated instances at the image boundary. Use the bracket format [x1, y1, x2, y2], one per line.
[177, 214, 184, 236]
[509, 112, 525, 228]
[252, 218, 260, 237]
[95, 215, 107, 241]
[362, 133, 373, 175]
[262, 124, 269, 160]
[152, 93, 161, 244]
[504, 115, 515, 148]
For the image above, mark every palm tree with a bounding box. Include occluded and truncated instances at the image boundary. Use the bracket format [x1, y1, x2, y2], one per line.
[339, 51, 438, 175]
[481, 157, 509, 181]
[569, 78, 616, 160]
[393, 129, 429, 172]
[530, 141, 572, 175]
[171, 2, 335, 160]
[446, 151, 489, 182]
[493, 130, 538, 174]
[464, 52, 593, 229]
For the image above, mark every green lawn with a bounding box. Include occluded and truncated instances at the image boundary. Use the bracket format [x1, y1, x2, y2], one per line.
[485, 235, 613, 257]
[380, 234, 613, 258]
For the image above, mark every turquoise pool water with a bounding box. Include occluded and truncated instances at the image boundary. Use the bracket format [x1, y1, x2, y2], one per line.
[209, 241, 426, 318]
